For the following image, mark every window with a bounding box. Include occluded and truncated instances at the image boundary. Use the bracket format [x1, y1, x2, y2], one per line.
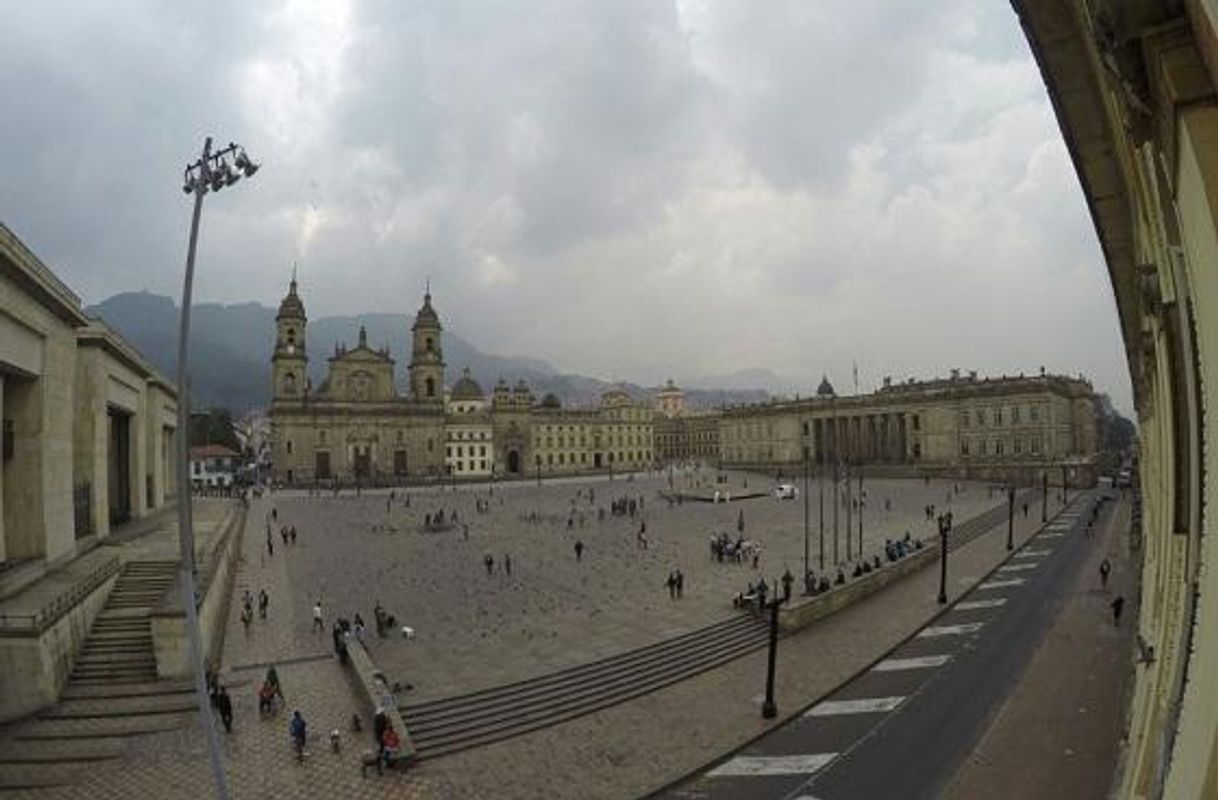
[961, 439, 970, 456]
[319, 430, 326, 444]
[911, 415, 920, 431]
[426, 337, 434, 352]
[286, 440, 293, 454]
[1030, 406, 1039, 422]
[426, 376, 436, 397]
[996, 440, 1004, 455]
[995, 408, 1003, 425]
[1012, 407, 1021, 424]
[976, 409, 985, 426]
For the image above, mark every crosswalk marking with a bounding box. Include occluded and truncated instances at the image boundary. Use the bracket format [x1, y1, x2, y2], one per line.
[979, 578, 1025, 590]
[999, 563, 1038, 572]
[1041, 533, 1065, 539]
[805, 696, 906, 717]
[1016, 549, 1051, 558]
[955, 598, 1007, 610]
[708, 753, 838, 777]
[918, 622, 984, 638]
[873, 655, 952, 672]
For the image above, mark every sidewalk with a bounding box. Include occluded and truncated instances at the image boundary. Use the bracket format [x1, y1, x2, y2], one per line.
[943, 494, 1136, 799]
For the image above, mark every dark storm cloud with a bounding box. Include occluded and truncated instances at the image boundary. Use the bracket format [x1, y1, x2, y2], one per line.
[0, 0, 1132, 412]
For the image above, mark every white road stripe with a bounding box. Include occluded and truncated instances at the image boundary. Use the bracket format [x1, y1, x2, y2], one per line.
[873, 655, 952, 672]
[1016, 549, 1052, 558]
[955, 598, 1008, 610]
[709, 754, 838, 777]
[979, 578, 1025, 590]
[805, 696, 905, 717]
[1041, 533, 1065, 539]
[918, 622, 984, 638]
[999, 563, 1038, 572]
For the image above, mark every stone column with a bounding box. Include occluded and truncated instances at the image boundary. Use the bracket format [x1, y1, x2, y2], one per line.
[0, 373, 5, 561]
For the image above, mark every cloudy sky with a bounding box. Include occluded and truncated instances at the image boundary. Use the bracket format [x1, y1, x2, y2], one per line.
[0, 0, 1131, 412]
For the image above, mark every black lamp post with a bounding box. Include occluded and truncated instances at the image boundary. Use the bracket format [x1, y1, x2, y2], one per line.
[858, 468, 864, 558]
[761, 594, 782, 718]
[1006, 484, 1016, 551]
[802, 452, 810, 592]
[1061, 463, 1069, 505]
[535, 454, 541, 487]
[1041, 471, 1048, 522]
[845, 460, 852, 561]
[937, 512, 952, 604]
[818, 458, 825, 572]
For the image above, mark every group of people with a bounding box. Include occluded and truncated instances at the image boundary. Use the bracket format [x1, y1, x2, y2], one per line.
[665, 569, 685, 599]
[240, 588, 270, 630]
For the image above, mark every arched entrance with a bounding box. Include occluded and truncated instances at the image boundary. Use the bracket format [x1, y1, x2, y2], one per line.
[507, 449, 521, 474]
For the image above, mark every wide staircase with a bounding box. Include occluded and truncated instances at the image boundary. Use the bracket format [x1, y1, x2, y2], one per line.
[0, 560, 197, 792]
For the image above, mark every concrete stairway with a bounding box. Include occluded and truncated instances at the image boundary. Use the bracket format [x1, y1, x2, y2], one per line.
[0, 560, 194, 791]
[68, 561, 176, 686]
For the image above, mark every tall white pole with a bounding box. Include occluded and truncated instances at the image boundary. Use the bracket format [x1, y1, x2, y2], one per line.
[175, 137, 232, 800]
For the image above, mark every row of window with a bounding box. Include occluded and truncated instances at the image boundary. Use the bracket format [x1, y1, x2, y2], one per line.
[960, 436, 1043, 457]
[447, 444, 489, 458]
[961, 405, 1043, 427]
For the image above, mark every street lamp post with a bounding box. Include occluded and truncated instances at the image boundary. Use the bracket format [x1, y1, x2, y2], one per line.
[858, 468, 864, 559]
[937, 512, 952, 604]
[818, 458, 825, 572]
[761, 594, 782, 718]
[802, 452, 810, 592]
[1041, 471, 1048, 522]
[536, 454, 542, 487]
[845, 460, 853, 561]
[177, 136, 258, 800]
[1061, 463, 1069, 506]
[1006, 484, 1016, 551]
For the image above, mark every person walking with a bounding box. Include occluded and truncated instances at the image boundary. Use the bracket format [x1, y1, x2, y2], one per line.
[676, 569, 685, 599]
[484, 554, 495, 575]
[574, 540, 584, 562]
[1100, 558, 1112, 591]
[267, 530, 274, 557]
[259, 589, 269, 619]
[1111, 594, 1125, 627]
[312, 600, 324, 633]
[505, 554, 512, 575]
[666, 572, 677, 599]
[289, 710, 308, 761]
[215, 685, 233, 733]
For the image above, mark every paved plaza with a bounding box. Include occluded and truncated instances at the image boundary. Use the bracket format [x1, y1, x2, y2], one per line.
[4, 471, 1038, 799]
[243, 469, 998, 700]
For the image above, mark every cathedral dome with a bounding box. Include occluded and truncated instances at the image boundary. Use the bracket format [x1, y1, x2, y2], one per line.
[451, 368, 484, 400]
[817, 375, 836, 397]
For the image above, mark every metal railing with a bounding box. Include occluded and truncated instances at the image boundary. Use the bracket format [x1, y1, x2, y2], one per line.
[0, 555, 121, 634]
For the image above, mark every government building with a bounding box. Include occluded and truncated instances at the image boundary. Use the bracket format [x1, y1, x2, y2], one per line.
[267, 281, 654, 484]
[654, 370, 1099, 485]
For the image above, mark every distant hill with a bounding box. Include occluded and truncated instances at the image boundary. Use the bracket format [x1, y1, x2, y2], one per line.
[87, 292, 771, 413]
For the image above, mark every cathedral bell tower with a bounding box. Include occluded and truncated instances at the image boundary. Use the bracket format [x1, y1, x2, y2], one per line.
[408, 288, 445, 404]
[272, 273, 308, 401]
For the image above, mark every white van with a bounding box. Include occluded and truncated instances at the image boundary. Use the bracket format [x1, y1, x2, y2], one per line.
[773, 483, 798, 500]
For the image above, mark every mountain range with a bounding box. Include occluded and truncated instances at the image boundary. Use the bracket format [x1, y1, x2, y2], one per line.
[86, 292, 777, 413]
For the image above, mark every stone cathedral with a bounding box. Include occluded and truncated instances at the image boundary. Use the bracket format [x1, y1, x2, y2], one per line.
[267, 279, 656, 485]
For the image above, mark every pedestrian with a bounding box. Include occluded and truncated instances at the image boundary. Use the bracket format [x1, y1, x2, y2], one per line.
[1023, 502, 1029, 518]
[574, 540, 584, 562]
[312, 600, 324, 633]
[216, 685, 233, 733]
[241, 603, 253, 631]
[272, 507, 278, 522]
[267, 531, 274, 557]
[781, 569, 794, 603]
[289, 710, 308, 761]
[676, 569, 684, 599]
[463, 524, 469, 541]
[259, 589, 269, 619]
[281, 526, 289, 545]
[666, 572, 677, 599]
[484, 554, 494, 575]
[505, 554, 512, 575]
[1111, 594, 1125, 626]
[290, 525, 298, 544]
[1100, 558, 1111, 591]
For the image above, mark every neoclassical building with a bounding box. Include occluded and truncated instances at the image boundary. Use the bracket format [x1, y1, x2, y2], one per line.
[267, 282, 654, 484]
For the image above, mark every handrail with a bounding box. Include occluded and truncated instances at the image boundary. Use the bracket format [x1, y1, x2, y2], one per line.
[0, 555, 121, 634]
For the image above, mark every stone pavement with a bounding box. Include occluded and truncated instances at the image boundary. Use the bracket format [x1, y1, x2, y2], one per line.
[2, 478, 1056, 799]
[265, 470, 994, 702]
[943, 492, 1136, 799]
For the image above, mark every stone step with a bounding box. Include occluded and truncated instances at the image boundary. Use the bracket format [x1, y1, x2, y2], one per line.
[75, 656, 156, 669]
[95, 609, 150, 620]
[60, 680, 193, 701]
[71, 662, 157, 674]
[0, 763, 80, 790]
[44, 694, 197, 719]
[91, 622, 149, 630]
[17, 713, 190, 739]
[67, 675, 162, 687]
[0, 737, 124, 764]
[82, 638, 151, 649]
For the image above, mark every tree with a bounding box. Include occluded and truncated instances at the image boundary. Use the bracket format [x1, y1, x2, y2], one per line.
[189, 408, 242, 452]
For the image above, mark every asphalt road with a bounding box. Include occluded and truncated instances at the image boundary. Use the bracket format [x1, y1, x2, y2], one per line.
[663, 488, 1112, 800]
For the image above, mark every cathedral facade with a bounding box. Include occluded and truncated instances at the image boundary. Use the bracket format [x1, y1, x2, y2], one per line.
[267, 281, 654, 485]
